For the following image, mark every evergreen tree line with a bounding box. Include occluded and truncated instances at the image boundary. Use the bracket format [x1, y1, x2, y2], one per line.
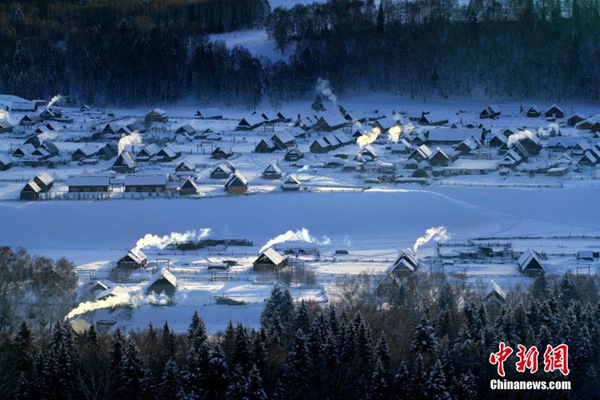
[2, 0, 600, 106]
[0, 273, 598, 399]
[0, 0, 269, 106]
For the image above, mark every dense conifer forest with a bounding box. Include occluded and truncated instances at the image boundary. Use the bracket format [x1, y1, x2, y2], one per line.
[0, 0, 599, 107]
[1, 246, 599, 399]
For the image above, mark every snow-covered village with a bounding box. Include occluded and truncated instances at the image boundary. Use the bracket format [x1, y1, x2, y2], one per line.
[0, 0, 599, 398]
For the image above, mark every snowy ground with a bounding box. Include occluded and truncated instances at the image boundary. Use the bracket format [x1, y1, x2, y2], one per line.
[1, 93, 599, 333]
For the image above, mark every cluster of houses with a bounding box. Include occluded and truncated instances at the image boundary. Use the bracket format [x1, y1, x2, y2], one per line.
[5, 99, 600, 202]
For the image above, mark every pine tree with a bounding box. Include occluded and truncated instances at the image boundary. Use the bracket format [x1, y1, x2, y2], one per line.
[283, 332, 313, 400]
[118, 338, 146, 400]
[454, 370, 478, 400]
[159, 358, 179, 400]
[205, 345, 229, 400]
[246, 364, 268, 400]
[370, 359, 391, 400]
[294, 300, 311, 334]
[411, 316, 437, 365]
[426, 359, 451, 400]
[181, 312, 210, 397]
[232, 323, 253, 373]
[14, 321, 36, 374]
[261, 287, 294, 337]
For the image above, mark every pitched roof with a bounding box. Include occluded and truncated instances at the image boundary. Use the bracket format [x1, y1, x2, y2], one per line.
[258, 247, 286, 265]
[114, 151, 136, 168]
[35, 171, 54, 186]
[148, 268, 177, 288]
[225, 172, 248, 188]
[97, 285, 130, 300]
[517, 249, 544, 272]
[263, 162, 282, 175]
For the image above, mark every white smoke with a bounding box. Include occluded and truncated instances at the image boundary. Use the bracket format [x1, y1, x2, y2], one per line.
[0, 109, 10, 123]
[316, 78, 337, 105]
[117, 132, 142, 154]
[65, 289, 175, 320]
[413, 226, 449, 253]
[47, 94, 64, 109]
[260, 228, 331, 253]
[147, 291, 172, 306]
[65, 292, 136, 321]
[37, 131, 58, 142]
[388, 125, 402, 143]
[507, 129, 537, 147]
[357, 127, 381, 147]
[134, 228, 211, 251]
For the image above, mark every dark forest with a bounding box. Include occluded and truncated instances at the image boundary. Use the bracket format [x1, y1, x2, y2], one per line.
[1, 0, 599, 107]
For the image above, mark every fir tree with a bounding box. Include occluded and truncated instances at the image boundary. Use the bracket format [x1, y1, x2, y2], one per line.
[118, 338, 146, 400]
[159, 358, 179, 400]
[411, 316, 437, 365]
[454, 370, 478, 400]
[14, 321, 36, 374]
[283, 332, 313, 400]
[205, 345, 229, 400]
[426, 359, 451, 400]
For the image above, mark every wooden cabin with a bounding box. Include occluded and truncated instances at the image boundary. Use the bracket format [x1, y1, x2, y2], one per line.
[253, 248, 288, 271]
[147, 269, 177, 297]
[116, 248, 147, 269]
[224, 172, 248, 195]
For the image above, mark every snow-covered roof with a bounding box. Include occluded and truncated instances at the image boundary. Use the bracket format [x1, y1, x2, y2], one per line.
[124, 175, 167, 186]
[225, 172, 248, 187]
[517, 249, 544, 272]
[23, 180, 42, 193]
[0, 154, 13, 165]
[138, 144, 161, 157]
[259, 247, 286, 265]
[36, 171, 54, 186]
[264, 162, 282, 175]
[148, 268, 177, 288]
[486, 280, 507, 300]
[427, 128, 478, 143]
[97, 285, 129, 300]
[114, 151, 136, 167]
[66, 175, 111, 187]
[272, 132, 295, 144]
[547, 137, 580, 148]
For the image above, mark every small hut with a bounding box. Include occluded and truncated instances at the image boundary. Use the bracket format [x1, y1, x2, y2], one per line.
[147, 269, 177, 297]
[253, 248, 288, 271]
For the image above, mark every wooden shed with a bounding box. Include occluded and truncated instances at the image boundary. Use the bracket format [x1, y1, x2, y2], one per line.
[262, 162, 283, 179]
[116, 248, 147, 269]
[20, 180, 42, 201]
[179, 177, 199, 195]
[145, 108, 169, 123]
[518, 249, 545, 275]
[67, 175, 111, 193]
[147, 269, 177, 297]
[253, 248, 289, 271]
[112, 151, 137, 173]
[34, 171, 54, 192]
[224, 172, 248, 195]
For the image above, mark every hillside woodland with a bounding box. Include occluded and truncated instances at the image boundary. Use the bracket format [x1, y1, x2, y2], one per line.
[0, 0, 599, 107]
